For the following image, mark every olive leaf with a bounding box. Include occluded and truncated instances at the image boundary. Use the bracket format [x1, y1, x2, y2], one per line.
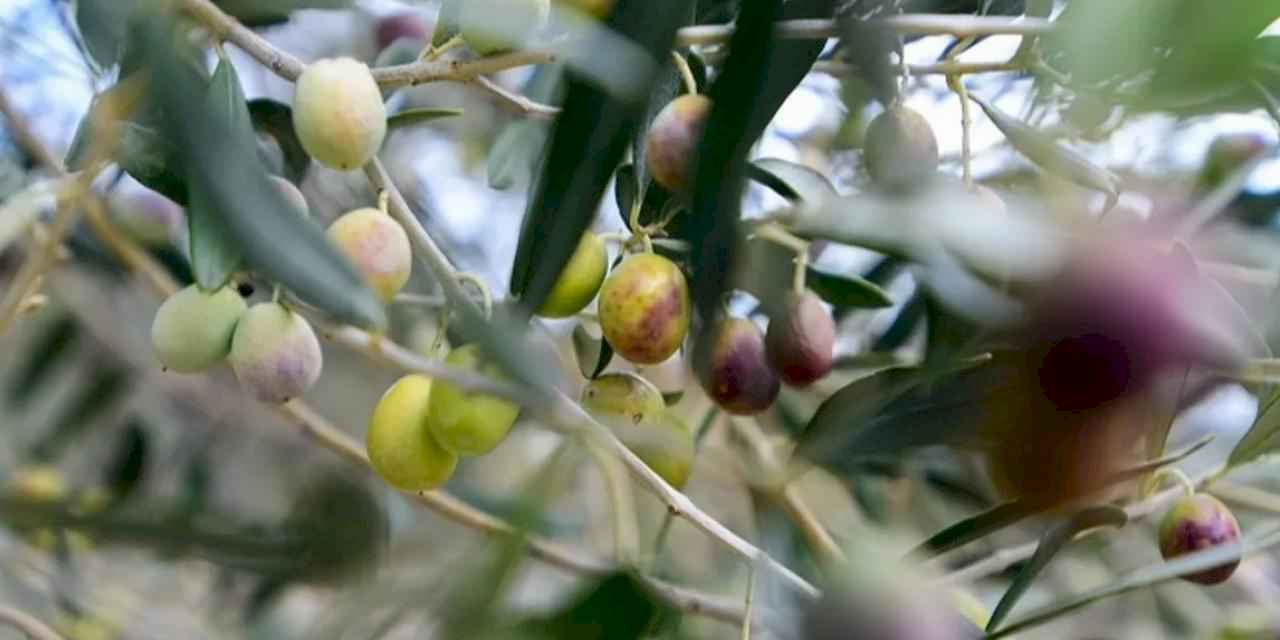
[75, 0, 135, 71]
[749, 157, 838, 203]
[430, 0, 466, 47]
[188, 58, 251, 290]
[968, 94, 1121, 206]
[247, 99, 310, 184]
[986, 505, 1128, 632]
[213, 0, 355, 27]
[572, 323, 613, 379]
[387, 108, 465, 130]
[806, 266, 893, 309]
[487, 65, 562, 191]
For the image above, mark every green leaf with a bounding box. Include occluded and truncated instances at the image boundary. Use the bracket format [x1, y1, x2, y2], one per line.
[969, 94, 1120, 204]
[75, 0, 134, 70]
[572, 323, 613, 379]
[387, 107, 465, 130]
[117, 121, 187, 204]
[1229, 387, 1280, 468]
[986, 505, 1127, 632]
[662, 391, 683, 407]
[103, 419, 150, 504]
[247, 99, 310, 184]
[612, 163, 682, 234]
[510, 0, 695, 315]
[139, 15, 384, 328]
[806, 266, 893, 309]
[430, 0, 465, 47]
[488, 66, 561, 190]
[749, 157, 838, 203]
[213, 0, 354, 27]
[989, 520, 1280, 639]
[529, 572, 670, 640]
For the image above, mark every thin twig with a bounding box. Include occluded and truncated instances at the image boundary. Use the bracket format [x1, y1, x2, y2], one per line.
[674, 15, 1054, 47]
[0, 605, 65, 640]
[473, 76, 560, 120]
[741, 563, 757, 640]
[583, 437, 641, 564]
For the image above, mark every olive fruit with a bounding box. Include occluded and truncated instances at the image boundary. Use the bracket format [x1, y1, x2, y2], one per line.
[426, 344, 520, 456]
[459, 0, 550, 56]
[645, 94, 712, 193]
[375, 12, 429, 51]
[326, 207, 412, 302]
[556, 0, 614, 18]
[581, 372, 666, 427]
[108, 185, 184, 247]
[696, 317, 779, 415]
[151, 284, 247, 373]
[228, 302, 323, 403]
[1159, 493, 1242, 585]
[366, 374, 457, 491]
[272, 176, 310, 218]
[766, 291, 835, 387]
[597, 253, 690, 365]
[537, 232, 608, 318]
[581, 374, 693, 489]
[863, 105, 939, 191]
[292, 58, 386, 171]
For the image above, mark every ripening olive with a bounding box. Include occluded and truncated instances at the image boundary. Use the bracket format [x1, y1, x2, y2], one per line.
[537, 232, 608, 318]
[292, 58, 386, 171]
[375, 12, 430, 51]
[766, 291, 835, 387]
[426, 344, 520, 456]
[151, 284, 247, 373]
[696, 317, 779, 415]
[228, 302, 323, 403]
[597, 253, 690, 365]
[1159, 493, 1242, 585]
[366, 374, 457, 491]
[620, 410, 695, 489]
[326, 207, 412, 302]
[580, 372, 666, 427]
[863, 105, 939, 191]
[645, 94, 712, 193]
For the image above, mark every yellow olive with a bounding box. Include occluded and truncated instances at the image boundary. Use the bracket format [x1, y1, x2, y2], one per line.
[367, 374, 457, 491]
[426, 344, 520, 455]
[537, 232, 608, 318]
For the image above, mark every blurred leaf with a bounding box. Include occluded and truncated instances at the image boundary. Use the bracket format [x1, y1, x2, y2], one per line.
[612, 163, 682, 234]
[662, 391, 684, 406]
[684, 0, 785, 337]
[873, 292, 926, 350]
[969, 95, 1120, 203]
[387, 107, 465, 130]
[247, 99, 309, 184]
[139, 15, 385, 328]
[284, 471, 387, 583]
[806, 266, 893, 309]
[740, 0, 837, 143]
[32, 364, 129, 461]
[213, 0, 354, 27]
[1229, 387, 1280, 468]
[510, 0, 695, 316]
[8, 314, 78, 408]
[989, 520, 1280, 639]
[431, 0, 465, 47]
[116, 121, 187, 203]
[530, 572, 671, 640]
[75, 0, 134, 70]
[572, 323, 613, 379]
[103, 419, 149, 503]
[373, 39, 421, 68]
[188, 58, 253, 290]
[986, 505, 1127, 632]
[488, 66, 562, 190]
[749, 157, 838, 202]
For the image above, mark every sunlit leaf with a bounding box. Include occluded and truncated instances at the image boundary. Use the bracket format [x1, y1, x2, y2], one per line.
[806, 266, 893, 309]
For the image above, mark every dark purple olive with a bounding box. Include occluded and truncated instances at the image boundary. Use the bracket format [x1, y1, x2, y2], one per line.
[1159, 493, 1242, 585]
[695, 318, 779, 415]
[766, 291, 835, 387]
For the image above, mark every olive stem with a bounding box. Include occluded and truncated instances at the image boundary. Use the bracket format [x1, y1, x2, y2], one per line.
[421, 35, 464, 62]
[1150, 468, 1197, 498]
[377, 189, 390, 215]
[672, 50, 698, 95]
[0, 605, 65, 640]
[943, 37, 975, 188]
[741, 562, 757, 640]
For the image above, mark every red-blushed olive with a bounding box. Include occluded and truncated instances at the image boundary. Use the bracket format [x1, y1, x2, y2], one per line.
[459, 0, 550, 55]
[151, 284, 247, 373]
[375, 12, 429, 51]
[1200, 132, 1269, 190]
[426, 344, 520, 456]
[108, 185, 184, 247]
[537, 232, 608, 318]
[766, 291, 835, 387]
[326, 207, 412, 302]
[228, 302, 323, 403]
[292, 58, 386, 171]
[366, 374, 457, 491]
[863, 105, 939, 191]
[580, 372, 666, 426]
[1159, 493, 1242, 585]
[597, 253, 690, 365]
[645, 94, 712, 193]
[695, 317, 780, 415]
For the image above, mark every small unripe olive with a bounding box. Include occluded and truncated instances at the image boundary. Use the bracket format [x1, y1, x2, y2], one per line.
[766, 291, 835, 387]
[366, 374, 457, 491]
[580, 372, 666, 427]
[228, 302, 323, 403]
[293, 58, 387, 171]
[151, 284, 248, 373]
[645, 94, 712, 193]
[108, 186, 184, 247]
[696, 317, 780, 415]
[271, 176, 310, 218]
[459, 0, 550, 55]
[1159, 493, 1242, 585]
[537, 232, 608, 318]
[863, 105, 939, 191]
[326, 207, 412, 302]
[426, 344, 520, 456]
[597, 253, 690, 365]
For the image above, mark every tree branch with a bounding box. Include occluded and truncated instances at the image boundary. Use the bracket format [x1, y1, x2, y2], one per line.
[0, 605, 64, 640]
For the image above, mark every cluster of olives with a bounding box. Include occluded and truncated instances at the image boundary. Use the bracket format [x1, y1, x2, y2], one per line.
[366, 345, 520, 491]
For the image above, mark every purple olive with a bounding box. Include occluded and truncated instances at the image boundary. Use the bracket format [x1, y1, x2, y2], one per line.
[766, 291, 835, 387]
[1159, 493, 1242, 585]
[695, 317, 779, 415]
[645, 94, 712, 193]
